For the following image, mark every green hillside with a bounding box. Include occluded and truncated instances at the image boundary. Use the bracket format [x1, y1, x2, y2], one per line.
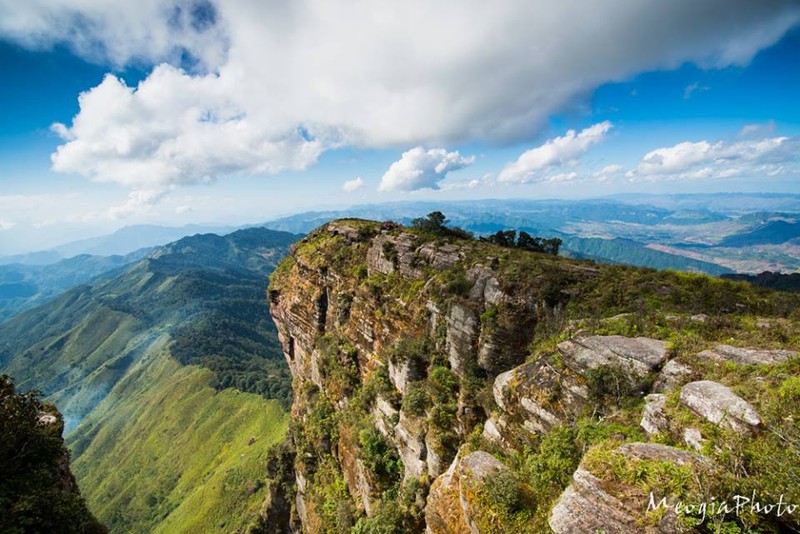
[0, 228, 296, 431]
[561, 236, 733, 275]
[0, 227, 299, 533]
[68, 348, 288, 533]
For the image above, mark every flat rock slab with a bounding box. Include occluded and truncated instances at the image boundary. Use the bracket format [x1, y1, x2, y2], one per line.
[698, 344, 795, 366]
[680, 380, 761, 434]
[558, 335, 668, 378]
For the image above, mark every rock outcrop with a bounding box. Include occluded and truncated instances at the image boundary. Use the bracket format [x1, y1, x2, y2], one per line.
[549, 468, 640, 534]
[267, 219, 800, 533]
[268, 220, 590, 528]
[549, 443, 707, 534]
[492, 356, 587, 440]
[425, 451, 508, 534]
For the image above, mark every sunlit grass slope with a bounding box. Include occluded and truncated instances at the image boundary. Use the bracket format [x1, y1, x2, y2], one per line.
[67, 345, 288, 533]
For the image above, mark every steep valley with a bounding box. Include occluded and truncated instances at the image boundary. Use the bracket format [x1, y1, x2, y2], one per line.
[0, 227, 297, 533]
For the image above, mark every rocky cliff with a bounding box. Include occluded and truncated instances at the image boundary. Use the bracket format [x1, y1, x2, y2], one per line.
[0, 375, 106, 534]
[268, 219, 800, 533]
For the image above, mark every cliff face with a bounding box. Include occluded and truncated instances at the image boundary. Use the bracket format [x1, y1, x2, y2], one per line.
[269, 219, 800, 533]
[0, 375, 106, 534]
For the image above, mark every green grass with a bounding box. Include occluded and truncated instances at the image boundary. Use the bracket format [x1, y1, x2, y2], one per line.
[68, 347, 288, 534]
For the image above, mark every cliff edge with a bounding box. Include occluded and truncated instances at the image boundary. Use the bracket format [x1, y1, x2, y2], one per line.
[268, 218, 800, 533]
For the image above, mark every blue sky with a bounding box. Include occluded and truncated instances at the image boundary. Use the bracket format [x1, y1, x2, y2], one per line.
[0, 1, 799, 253]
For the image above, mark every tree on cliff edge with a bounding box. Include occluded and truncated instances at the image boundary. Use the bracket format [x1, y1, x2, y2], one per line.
[411, 212, 473, 239]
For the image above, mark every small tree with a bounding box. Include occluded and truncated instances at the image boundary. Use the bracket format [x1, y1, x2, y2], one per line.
[516, 230, 538, 251]
[543, 238, 562, 256]
[411, 211, 447, 233]
[410, 212, 473, 239]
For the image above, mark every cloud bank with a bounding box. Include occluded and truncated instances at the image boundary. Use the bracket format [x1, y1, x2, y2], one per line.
[0, 0, 227, 68]
[50, 67, 324, 190]
[2, 0, 799, 190]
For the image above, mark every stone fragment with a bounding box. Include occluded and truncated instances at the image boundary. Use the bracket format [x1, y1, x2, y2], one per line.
[683, 428, 705, 451]
[680, 380, 761, 434]
[640, 394, 668, 436]
[653, 359, 693, 392]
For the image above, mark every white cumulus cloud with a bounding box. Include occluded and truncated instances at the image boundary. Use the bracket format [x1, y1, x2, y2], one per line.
[498, 122, 612, 183]
[0, 220, 17, 231]
[378, 147, 475, 192]
[627, 135, 800, 181]
[1, 1, 798, 190]
[50, 67, 324, 189]
[342, 176, 366, 193]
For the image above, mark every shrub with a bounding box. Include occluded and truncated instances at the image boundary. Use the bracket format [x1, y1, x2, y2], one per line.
[401, 383, 429, 416]
[428, 366, 459, 403]
[358, 427, 403, 484]
[585, 364, 635, 411]
[482, 470, 527, 514]
[444, 273, 472, 296]
[352, 500, 406, 534]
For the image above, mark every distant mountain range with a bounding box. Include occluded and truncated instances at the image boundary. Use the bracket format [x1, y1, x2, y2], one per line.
[609, 192, 800, 213]
[0, 248, 153, 323]
[0, 223, 236, 265]
[2, 194, 798, 280]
